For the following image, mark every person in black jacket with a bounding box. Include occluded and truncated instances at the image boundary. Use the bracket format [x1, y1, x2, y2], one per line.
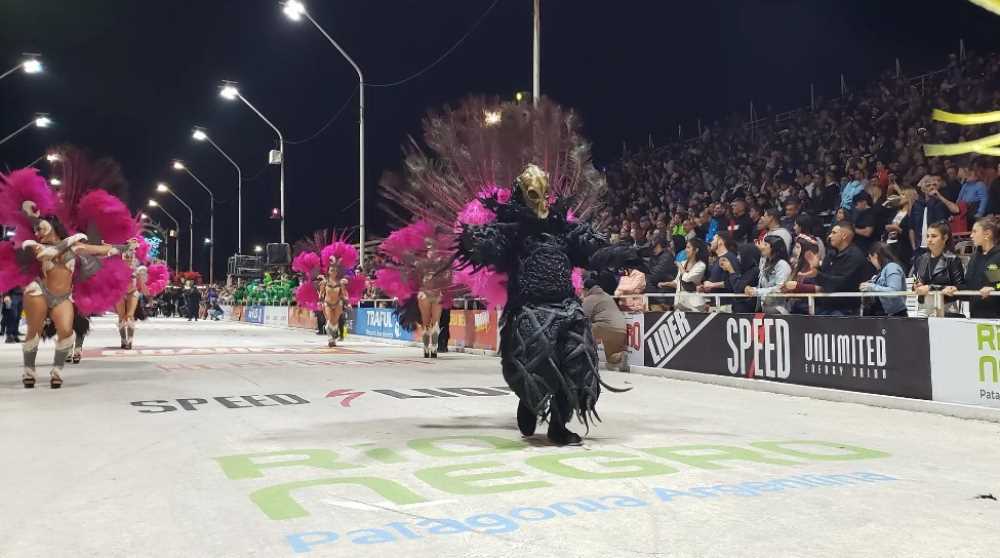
[646, 235, 678, 310]
[788, 221, 873, 315]
[911, 222, 965, 316]
[2, 287, 23, 343]
[183, 282, 202, 321]
[721, 243, 760, 313]
[953, 216, 1000, 318]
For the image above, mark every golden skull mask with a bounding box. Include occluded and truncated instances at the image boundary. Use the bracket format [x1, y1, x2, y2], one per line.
[516, 164, 550, 218]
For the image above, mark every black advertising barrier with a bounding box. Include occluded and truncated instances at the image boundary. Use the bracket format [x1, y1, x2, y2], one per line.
[643, 311, 933, 400]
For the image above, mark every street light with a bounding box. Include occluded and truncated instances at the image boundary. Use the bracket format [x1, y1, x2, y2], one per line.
[0, 113, 53, 147]
[148, 200, 180, 269]
[172, 159, 216, 284]
[218, 81, 286, 244]
[281, 1, 366, 270]
[254, 245, 263, 253]
[192, 126, 243, 254]
[1, 54, 43, 81]
[49, 178, 61, 186]
[155, 183, 195, 272]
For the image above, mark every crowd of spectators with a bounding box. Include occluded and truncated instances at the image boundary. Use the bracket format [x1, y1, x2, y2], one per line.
[601, 51, 1000, 318]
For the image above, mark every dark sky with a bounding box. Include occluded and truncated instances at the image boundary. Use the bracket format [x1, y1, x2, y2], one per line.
[1, 0, 998, 275]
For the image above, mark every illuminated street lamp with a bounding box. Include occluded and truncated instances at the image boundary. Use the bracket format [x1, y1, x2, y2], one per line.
[1, 53, 43, 81]
[192, 126, 244, 253]
[154, 184, 195, 272]
[172, 160, 216, 283]
[0, 113, 52, 147]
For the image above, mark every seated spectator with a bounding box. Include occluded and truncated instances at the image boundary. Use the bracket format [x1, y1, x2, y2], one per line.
[956, 216, 1000, 318]
[859, 242, 907, 317]
[614, 266, 647, 312]
[701, 232, 738, 294]
[787, 221, 872, 315]
[583, 272, 629, 372]
[786, 236, 822, 314]
[646, 235, 678, 309]
[840, 169, 866, 211]
[663, 238, 709, 312]
[723, 243, 760, 313]
[781, 199, 801, 234]
[911, 222, 965, 316]
[726, 199, 756, 244]
[759, 208, 792, 252]
[745, 236, 791, 314]
[913, 175, 961, 248]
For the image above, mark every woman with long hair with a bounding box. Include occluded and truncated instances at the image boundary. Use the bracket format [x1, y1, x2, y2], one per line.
[722, 242, 760, 313]
[746, 235, 791, 314]
[663, 238, 709, 311]
[860, 242, 907, 316]
[910, 221, 965, 316]
[954, 216, 1000, 318]
[114, 238, 146, 350]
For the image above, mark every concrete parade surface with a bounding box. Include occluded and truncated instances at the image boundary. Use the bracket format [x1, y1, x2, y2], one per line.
[1, 316, 998, 558]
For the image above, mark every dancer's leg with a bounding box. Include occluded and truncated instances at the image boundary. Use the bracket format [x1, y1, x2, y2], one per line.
[417, 292, 431, 357]
[49, 301, 75, 389]
[429, 300, 442, 358]
[115, 300, 128, 348]
[21, 295, 46, 388]
[125, 296, 138, 349]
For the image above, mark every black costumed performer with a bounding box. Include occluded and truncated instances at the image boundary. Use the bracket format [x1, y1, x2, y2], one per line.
[0, 156, 138, 388]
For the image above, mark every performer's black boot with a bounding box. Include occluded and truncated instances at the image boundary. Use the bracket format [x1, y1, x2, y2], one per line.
[516, 400, 537, 437]
[546, 395, 582, 446]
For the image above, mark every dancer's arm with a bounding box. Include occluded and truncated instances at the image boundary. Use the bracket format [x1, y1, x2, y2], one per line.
[457, 223, 514, 271]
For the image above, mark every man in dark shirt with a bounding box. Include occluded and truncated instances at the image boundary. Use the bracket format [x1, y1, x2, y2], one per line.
[851, 192, 878, 251]
[814, 222, 874, 315]
[701, 232, 738, 294]
[727, 199, 755, 244]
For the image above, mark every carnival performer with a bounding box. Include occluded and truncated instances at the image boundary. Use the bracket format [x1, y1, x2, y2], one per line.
[456, 164, 642, 445]
[114, 236, 150, 350]
[0, 156, 136, 388]
[293, 232, 366, 348]
[375, 221, 455, 358]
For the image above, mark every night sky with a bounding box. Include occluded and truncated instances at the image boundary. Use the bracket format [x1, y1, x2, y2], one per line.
[1, 0, 998, 277]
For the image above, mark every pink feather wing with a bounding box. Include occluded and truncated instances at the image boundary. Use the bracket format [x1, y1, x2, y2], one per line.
[76, 190, 138, 244]
[146, 263, 169, 297]
[74, 257, 132, 315]
[0, 241, 37, 293]
[295, 282, 320, 312]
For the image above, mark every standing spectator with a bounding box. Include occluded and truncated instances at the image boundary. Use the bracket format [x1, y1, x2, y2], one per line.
[859, 242, 907, 317]
[911, 176, 957, 256]
[840, 168, 865, 211]
[183, 281, 202, 322]
[955, 216, 1000, 319]
[701, 232, 738, 293]
[911, 222, 965, 317]
[664, 238, 709, 311]
[722, 243, 761, 313]
[820, 171, 841, 213]
[781, 199, 801, 234]
[583, 272, 629, 372]
[759, 208, 793, 252]
[2, 288, 23, 343]
[958, 161, 991, 220]
[746, 236, 791, 314]
[646, 236, 678, 309]
[727, 199, 755, 243]
[975, 157, 1000, 216]
[851, 192, 878, 251]
[884, 188, 916, 269]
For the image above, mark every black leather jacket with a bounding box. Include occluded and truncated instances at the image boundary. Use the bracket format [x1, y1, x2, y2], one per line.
[910, 251, 965, 290]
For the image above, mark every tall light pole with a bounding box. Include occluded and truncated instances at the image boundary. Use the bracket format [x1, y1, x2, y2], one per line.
[155, 183, 195, 272]
[0, 54, 43, 82]
[0, 114, 51, 147]
[148, 200, 180, 271]
[282, 0, 366, 270]
[219, 82, 286, 244]
[533, 0, 540, 107]
[26, 151, 60, 168]
[172, 160, 216, 284]
[193, 127, 243, 254]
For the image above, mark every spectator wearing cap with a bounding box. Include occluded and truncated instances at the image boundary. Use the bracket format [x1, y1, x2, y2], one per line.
[851, 192, 878, 251]
[583, 272, 629, 372]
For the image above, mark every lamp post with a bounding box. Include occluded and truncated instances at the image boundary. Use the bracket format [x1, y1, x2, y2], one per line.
[148, 200, 180, 270]
[0, 114, 51, 147]
[26, 151, 60, 168]
[282, 0, 366, 270]
[172, 160, 216, 284]
[192, 127, 243, 254]
[155, 183, 194, 272]
[0, 54, 43, 82]
[219, 82, 286, 244]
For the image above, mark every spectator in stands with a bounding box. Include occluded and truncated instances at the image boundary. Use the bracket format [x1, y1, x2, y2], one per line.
[583, 271, 629, 372]
[851, 192, 878, 251]
[663, 238, 709, 311]
[884, 188, 916, 269]
[746, 235, 791, 314]
[911, 175, 958, 256]
[614, 265, 647, 312]
[722, 243, 760, 313]
[911, 222, 965, 317]
[787, 221, 871, 315]
[727, 199, 756, 243]
[955, 216, 1000, 319]
[820, 171, 841, 213]
[781, 199, 801, 233]
[841, 168, 865, 211]
[958, 161, 990, 219]
[786, 236, 822, 314]
[646, 235, 678, 309]
[701, 232, 738, 294]
[975, 156, 1000, 216]
[759, 208, 792, 252]
[860, 242, 907, 317]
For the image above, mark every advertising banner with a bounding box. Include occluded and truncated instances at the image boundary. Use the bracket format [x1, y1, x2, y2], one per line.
[264, 306, 289, 327]
[643, 311, 932, 399]
[448, 309, 500, 351]
[228, 305, 244, 322]
[353, 307, 416, 341]
[244, 305, 265, 325]
[929, 318, 1000, 409]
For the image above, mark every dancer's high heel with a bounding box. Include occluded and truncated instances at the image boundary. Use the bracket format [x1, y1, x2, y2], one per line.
[22, 369, 36, 389]
[49, 369, 62, 389]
